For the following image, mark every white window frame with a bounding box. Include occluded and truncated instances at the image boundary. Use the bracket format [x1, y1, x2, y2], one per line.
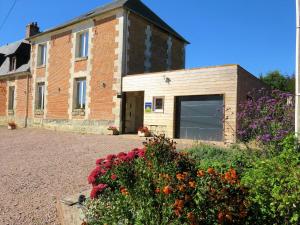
[36, 82, 45, 110]
[76, 31, 89, 59]
[74, 78, 86, 110]
[37, 43, 47, 67]
[153, 96, 164, 113]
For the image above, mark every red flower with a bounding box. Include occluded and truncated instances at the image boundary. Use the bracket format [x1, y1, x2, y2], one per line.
[106, 154, 116, 161]
[111, 174, 117, 180]
[90, 183, 108, 199]
[95, 158, 105, 165]
[127, 151, 136, 160]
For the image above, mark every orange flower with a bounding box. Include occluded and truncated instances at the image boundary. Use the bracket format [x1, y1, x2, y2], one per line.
[155, 188, 160, 194]
[197, 170, 205, 177]
[163, 185, 173, 195]
[230, 168, 238, 179]
[224, 171, 231, 181]
[176, 173, 184, 181]
[188, 181, 196, 189]
[120, 187, 129, 196]
[174, 199, 185, 209]
[207, 167, 215, 175]
[177, 184, 186, 192]
[187, 212, 196, 222]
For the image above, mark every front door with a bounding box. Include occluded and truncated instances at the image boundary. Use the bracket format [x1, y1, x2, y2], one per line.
[125, 92, 144, 133]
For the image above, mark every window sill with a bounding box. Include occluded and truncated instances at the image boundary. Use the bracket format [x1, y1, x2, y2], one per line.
[36, 65, 46, 69]
[72, 109, 85, 116]
[35, 110, 44, 115]
[75, 57, 88, 62]
[153, 110, 164, 113]
[8, 110, 14, 115]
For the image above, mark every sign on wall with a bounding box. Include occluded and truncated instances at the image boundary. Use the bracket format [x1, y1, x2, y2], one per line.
[145, 102, 152, 113]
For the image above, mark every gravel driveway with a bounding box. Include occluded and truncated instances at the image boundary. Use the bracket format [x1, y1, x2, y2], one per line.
[0, 127, 143, 225]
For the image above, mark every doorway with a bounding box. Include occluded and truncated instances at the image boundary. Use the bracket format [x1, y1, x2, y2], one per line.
[124, 92, 144, 134]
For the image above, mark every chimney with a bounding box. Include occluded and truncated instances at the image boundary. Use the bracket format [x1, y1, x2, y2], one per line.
[26, 22, 40, 39]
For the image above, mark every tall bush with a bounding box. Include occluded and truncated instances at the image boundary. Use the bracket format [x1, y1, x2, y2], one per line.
[237, 89, 294, 148]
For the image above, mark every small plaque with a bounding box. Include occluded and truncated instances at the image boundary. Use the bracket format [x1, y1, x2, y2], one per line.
[145, 102, 152, 113]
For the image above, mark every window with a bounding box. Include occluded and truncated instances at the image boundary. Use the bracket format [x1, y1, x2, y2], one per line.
[37, 44, 47, 66]
[9, 56, 16, 71]
[76, 31, 89, 58]
[8, 86, 15, 110]
[75, 78, 86, 109]
[36, 82, 45, 110]
[153, 97, 164, 112]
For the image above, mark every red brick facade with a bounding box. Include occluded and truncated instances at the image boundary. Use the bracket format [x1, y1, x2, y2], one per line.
[89, 16, 118, 121]
[0, 80, 7, 116]
[47, 31, 72, 119]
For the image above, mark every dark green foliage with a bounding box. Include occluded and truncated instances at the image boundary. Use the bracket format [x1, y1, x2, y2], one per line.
[260, 70, 295, 93]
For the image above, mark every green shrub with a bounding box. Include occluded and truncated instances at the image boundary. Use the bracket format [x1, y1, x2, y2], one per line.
[185, 143, 260, 174]
[242, 147, 300, 224]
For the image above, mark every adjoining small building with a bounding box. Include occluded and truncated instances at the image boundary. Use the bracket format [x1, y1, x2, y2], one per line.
[0, 0, 266, 143]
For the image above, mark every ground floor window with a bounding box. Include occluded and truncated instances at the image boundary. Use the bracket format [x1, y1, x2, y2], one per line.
[75, 78, 86, 109]
[8, 86, 15, 111]
[153, 96, 164, 113]
[36, 82, 45, 110]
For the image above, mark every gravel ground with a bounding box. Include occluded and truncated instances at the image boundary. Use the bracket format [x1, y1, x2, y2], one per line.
[0, 127, 143, 225]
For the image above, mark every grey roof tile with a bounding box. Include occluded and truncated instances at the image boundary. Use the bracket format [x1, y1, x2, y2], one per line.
[29, 0, 189, 43]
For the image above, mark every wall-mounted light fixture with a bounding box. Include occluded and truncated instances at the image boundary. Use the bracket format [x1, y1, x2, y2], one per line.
[163, 75, 171, 84]
[101, 82, 106, 88]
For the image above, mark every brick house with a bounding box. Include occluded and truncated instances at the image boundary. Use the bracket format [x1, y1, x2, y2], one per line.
[0, 0, 266, 143]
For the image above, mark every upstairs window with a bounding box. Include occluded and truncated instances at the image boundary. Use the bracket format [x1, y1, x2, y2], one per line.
[75, 78, 86, 109]
[36, 82, 45, 110]
[37, 44, 47, 66]
[8, 86, 15, 110]
[9, 56, 16, 71]
[76, 31, 89, 58]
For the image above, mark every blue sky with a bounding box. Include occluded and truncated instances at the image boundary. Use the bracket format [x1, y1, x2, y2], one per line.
[0, 0, 296, 76]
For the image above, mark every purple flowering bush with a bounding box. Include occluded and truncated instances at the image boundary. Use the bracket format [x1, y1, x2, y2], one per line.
[237, 88, 294, 147]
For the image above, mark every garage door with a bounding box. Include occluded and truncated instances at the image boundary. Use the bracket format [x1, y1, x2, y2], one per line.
[175, 95, 224, 141]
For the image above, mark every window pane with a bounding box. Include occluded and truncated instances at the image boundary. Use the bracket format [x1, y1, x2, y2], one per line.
[9, 87, 15, 110]
[84, 32, 89, 57]
[76, 81, 81, 108]
[155, 98, 163, 110]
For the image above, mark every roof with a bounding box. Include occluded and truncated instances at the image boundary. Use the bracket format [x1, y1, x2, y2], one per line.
[29, 0, 189, 43]
[0, 40, 30, 77]
[0, 58, 30, 77]
[0, 40, 23, 56]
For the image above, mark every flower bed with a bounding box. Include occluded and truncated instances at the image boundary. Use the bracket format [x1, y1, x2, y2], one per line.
[84, 136, 249, 224]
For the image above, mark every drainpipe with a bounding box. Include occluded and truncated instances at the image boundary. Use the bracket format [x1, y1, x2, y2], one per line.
[296, 0, 300, 137]
[24, 73, 30, 128]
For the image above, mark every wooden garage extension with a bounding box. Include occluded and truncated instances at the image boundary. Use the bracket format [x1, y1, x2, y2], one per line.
[122, 64, 266, 143]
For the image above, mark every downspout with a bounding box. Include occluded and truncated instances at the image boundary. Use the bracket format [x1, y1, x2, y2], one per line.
[24, 73, 30, 128]
[296, 0, 300, 137]
[120, 9, 130, 133]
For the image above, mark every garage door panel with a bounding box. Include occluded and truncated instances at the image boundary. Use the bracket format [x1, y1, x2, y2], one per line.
[176, 95, 224, 141]
[181, 104, 223, 117]
[180, 116, 222, 128]
[180, 128, 223, 141]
